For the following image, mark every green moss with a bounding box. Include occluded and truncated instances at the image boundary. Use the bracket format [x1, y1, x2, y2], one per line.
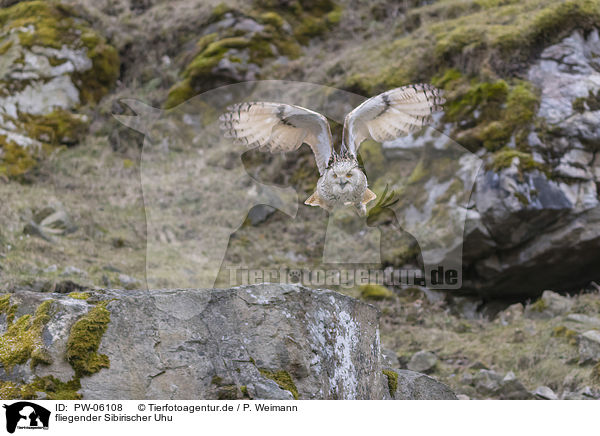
[260, 12, 285, 28]
[75, 41, 120, 104]
[529, 298, 547, 313]
[0, 376, 82, 400]
[240, 385, 251, 398]
[489, 148, 547, 174]
[68, 292, 90, 300]
[513, 191, 529, 205]
[382, 369, 398, 397]
[0, 137, 38, 179]
[0, 294, 18, 325]
[259, 369, 299, 399]
[164, 79, 195, 109]
[0, 300, 53, 372]
[551, 325, 578, 345]
[66, 301, 111, 378]
[572, 90, 600, 113]
[359, 284, 395, 301]
[23, 110, 89, 146]
[0, 39, 13, 55]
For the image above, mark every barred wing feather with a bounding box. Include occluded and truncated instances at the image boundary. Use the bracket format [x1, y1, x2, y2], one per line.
[342, 84, 445, 157]
[219, 102, 333, 175]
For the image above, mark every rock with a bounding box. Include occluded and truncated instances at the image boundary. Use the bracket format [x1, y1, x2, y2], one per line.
[380, 348, 399, 368]
[246, 205, 276, 226]
[43, 265, 58, 273]
[0, 285, 458, 400]
[24, 202, 76, 241]
[391, 370, 457, 400]
[578, 330, 600, 363]
[497, 303, 524, 325]
[407, 351, 437, 373]
[533, 386, 559, 400]
[62, 266, 86, 277]
[525, 291, 573, 319]
[0, 1, 118, 178]
[561, 386, 600, 400]
[473, 369, 503, 395]
[118, 274, 141, 290]
[456, 394, 470, 400]
[498, 371, 532, 400]
[566, 313, 600, 328]
[456, 29, 600, 298]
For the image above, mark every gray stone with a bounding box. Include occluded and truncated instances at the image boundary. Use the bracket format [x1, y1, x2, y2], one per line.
[578, 330, 600, 363]
[246, 205, 276, 226]
[380, 348, 399, 368]
[566, 313, 600, 328]
[525, 291, 573, 319]
[498, 371, 532, 400]
[0, 285, 458, 400]
[62, 266, 86, 277]
[407, 350, 437, 373]
[392, 370, 457, 400]
[473, 369, 503, 395]
[118, 274, 141, 290]
[533, 386, 559, 400]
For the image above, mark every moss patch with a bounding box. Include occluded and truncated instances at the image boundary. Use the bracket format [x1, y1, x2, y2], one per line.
[0, 299, 52, 373]
[382, 369, 398, 397]
[66, 301, 111, 377]
[489, 148, 547, 175]
[552, 325, 578, 345]
[0, 376, 82, 400]
[259, 369, 299, 399]
[529, 297, 548, 313]
[359, 284, 395, 301]
[0, 294, 18, 325]
[67, 292, 90, 300]
[22, 110, 89, 146]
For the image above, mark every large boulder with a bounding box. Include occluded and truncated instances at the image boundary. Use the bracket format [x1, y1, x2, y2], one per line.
[0, 284, 456, 400]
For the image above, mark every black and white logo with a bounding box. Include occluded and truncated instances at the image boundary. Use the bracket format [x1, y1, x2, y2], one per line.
[3, 402, 50, 434]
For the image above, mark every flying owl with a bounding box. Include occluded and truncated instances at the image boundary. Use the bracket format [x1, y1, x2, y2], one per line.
[219, 84, 445, 215]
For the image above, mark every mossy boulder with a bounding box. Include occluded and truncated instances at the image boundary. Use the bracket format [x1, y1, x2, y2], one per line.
[165, 1, 342, 108]
[0, 1, 119, 179]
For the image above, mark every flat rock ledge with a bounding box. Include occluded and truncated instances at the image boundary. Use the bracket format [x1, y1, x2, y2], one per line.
[0, 284, 456, 400]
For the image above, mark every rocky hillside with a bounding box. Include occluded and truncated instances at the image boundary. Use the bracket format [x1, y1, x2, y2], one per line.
[1, 0, 600, 399]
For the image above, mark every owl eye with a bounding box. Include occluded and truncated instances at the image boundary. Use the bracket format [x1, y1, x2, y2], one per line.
[346, 173, 352, 178]
[333, 174, 338, 178]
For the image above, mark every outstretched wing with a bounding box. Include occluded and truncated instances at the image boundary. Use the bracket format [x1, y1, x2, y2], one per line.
[219, 102, 333, 175]
[342, 84, 445, 157]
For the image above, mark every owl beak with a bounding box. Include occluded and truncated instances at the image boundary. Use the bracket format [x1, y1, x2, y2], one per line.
[339, 180, 349, 188]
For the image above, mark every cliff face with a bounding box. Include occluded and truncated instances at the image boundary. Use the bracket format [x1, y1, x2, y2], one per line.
[0, 285, 455, 400]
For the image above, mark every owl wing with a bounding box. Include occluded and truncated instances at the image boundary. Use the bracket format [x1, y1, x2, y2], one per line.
[219, 101, 333, 175]
[342, 84, 445, 157]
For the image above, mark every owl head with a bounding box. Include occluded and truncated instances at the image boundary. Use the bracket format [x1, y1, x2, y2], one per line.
[325, 160, 366, 195]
